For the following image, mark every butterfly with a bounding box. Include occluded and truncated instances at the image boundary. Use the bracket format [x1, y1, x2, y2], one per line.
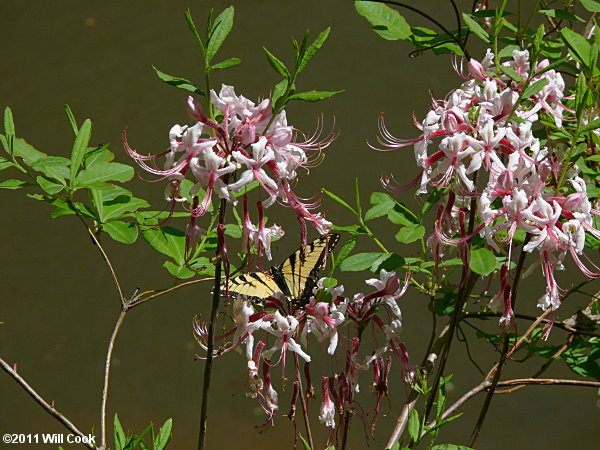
[223, 233, 340, 307]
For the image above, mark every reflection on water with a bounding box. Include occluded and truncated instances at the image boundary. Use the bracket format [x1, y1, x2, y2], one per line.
[0, 1, 598, 448]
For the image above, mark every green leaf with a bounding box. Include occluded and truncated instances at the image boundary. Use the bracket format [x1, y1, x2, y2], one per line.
[4, 107, 15, 152]
[64, 104, 78, 135]
[575, 72, 588, 121]
[36, 175, 64, 194]
[152, 66, 205, 96]
[69, 119, 92, 182]
[581, 0, 600, 12]
[75, 162, 134, 187]
[189, 257, 215, 275]
[114, 414, 126, 450]
[498, 44, 521, 59]
[322, 188, 358, 216]
[407, 408, 420, 443]
[354, 178, 362, 217]
[299, 434, 312, 450]
[13, 138, 46, 165]
[561, 28, 591, 67]
[184, 9, 204, 53]
[581, 118, 600, 133]
[288, 90, 343, 102]
[522, 78, 548, 99]
[206, 6, 234, 63]
[533, 57, 569, 76]
[371, 253, 405, 272]
[30, 156, 70, 182]
[365, 192, 395, 221]
[102, 196, 149, 221]
[263, 47, 290, 79]
[395, 225, 425, 243]
[297, 27, 330, 75]
[461, 13, 490, 43]
[499, 65, 522, 83]
[355, 1, 411, 40]
[539, 9, 583, 22]
[162, 261, 194, 279]
[208, 57, 241, 71]
[469, 248, 496, 276]
[421, 188, 443, 219]
[84, 145, 114, 167]
[320, 277, 337, 288]
[0, 179, 33, 189]
[223, 223, 242, 239]
[141, 225, 186, 263]
[153, 418, 172, 450]
[388, 207, 417, 226]
[0, 156, 14, 170]
[272, 79, 288, 106]
[103, 220, 138, 244]
[333, 236, 357, 271]
[340, 252, 384, 271]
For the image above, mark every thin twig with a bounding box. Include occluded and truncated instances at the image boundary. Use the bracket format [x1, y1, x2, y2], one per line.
[385, 323, 451, 448]
[431, 310, 552, 426]
[131, 277, 215, 309]
[78, 219, 125, 304]
[497, 334, 574, 394]
[496, 378, 600, 388]
[295, 354, 314, 449]
[0, 358, 94, 449]
[374, 1, 470, 58]
[467, 237, 529, 446]
[198, 195, 228, 450]
[100, 308, 127, 449]
[463, 312, 600, 337]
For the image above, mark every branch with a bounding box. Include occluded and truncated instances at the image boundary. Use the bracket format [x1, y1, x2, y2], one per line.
[463, 312, 600, 338]
[432, 310, 553, 426]
[373, 1, 470, 58]
[0, 358, 94, 449]
[429, 376, 600, 428]
[385, 323, 451, 448]
[75, 217, 125, 305]
[131, 277, 214, 309]
[100, 308, 127, 449]
[497, 378, 600, 388]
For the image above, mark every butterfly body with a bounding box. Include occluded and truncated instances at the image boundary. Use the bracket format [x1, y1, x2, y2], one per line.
[224, 233, 340, 307]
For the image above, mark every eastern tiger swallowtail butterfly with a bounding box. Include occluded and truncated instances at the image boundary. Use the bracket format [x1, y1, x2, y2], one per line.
[223, 233, 340, 307]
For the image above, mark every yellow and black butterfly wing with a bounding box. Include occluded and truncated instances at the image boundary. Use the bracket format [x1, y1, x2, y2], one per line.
[278, 233, 340, 302]
[223, 233, 340, 306]
[225, 271, 282, 303]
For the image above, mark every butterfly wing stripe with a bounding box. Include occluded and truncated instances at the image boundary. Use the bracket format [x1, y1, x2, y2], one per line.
[221, 233, 340, 304]
[226, 272, 280, 298]
[278, 233, 340, 300]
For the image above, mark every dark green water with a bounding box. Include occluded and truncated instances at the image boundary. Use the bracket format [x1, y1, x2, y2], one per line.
[1, 1, 598, 448]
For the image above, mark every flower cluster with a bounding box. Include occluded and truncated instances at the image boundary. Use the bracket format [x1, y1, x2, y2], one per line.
[124, 85, 335, 260]
[194, 270, 413, 435]
[377, 49, 599, 320]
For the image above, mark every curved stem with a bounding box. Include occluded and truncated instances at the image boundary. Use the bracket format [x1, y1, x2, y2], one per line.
[430, 377, 600, 429]
[294, 354, 314, 449]
[385, 323, 451, 448]
[0, 358, 94, 449]
[374, 1, 469, 58]
[101, 308, 127, 449]
[430, 310, 553, 428]
[424, 173, 480, 423]
[131, 277, 215, 309]
[198, 196, 228, 450]
[466, 236, 529, 446]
